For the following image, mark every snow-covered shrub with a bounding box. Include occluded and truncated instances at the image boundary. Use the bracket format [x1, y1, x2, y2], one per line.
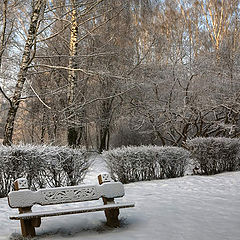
[157, 147, 190, 178]
[103, 146, 190, 183]
[0, 145, 14, 197]
[186, 137, 240, 175]
[0, 144, 90, 197]
[40, 146, 90, 188]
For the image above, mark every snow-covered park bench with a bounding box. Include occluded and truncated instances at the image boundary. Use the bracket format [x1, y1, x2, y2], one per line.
[8, 173, 135, 238]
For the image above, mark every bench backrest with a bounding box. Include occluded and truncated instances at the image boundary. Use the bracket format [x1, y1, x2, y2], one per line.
[8, 174, 124, 208]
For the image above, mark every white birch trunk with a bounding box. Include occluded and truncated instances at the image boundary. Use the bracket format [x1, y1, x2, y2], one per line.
[3, 0, 46, 146]
[67, 0, 79, 146]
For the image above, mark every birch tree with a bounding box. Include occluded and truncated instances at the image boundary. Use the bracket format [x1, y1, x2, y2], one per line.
[0, 0, 8, 68]
[3, 0, 46, 146]
[0, 0, 17, 90]
[67, 0, 79, 146]
[199, 0, 238, 51]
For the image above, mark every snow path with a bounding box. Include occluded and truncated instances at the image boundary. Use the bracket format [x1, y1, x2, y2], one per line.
[83, 154, 109, 184]
[0, 155, 240, 240]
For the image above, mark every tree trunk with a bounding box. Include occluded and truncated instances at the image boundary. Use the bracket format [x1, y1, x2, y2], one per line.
[0, 0, 7, 68]
[67, 0, 79, 147]
[99, 127, 109, 153]
[3, 0, 46, 146]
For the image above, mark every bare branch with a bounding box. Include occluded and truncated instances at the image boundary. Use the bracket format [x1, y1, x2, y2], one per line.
[29, 84, 51, 109]
[0, 86, 12, 106]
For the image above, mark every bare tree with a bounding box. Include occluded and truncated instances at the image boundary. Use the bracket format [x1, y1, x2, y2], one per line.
[3, 0, 46, 145]
[0, 0, 8, 68]
[67, 0, 79, 146]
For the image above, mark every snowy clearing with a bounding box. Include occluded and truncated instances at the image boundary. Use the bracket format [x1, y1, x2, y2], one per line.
[0, 155, 240, 240]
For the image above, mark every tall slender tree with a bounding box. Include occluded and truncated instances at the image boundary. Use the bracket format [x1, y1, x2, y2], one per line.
[3, 0, 46, 145]
[67, 0, 79, 146]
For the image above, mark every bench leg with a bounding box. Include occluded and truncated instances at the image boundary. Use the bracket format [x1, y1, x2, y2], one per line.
[18, 207, 36, 237]
[104, 208, 120, 227]
[32, 217, 41, 227]
[20, 219, 36, 237]
[97, 174, 120, 227]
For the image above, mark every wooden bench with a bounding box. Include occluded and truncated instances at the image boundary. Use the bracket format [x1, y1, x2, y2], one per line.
[8, 173, 135, 238]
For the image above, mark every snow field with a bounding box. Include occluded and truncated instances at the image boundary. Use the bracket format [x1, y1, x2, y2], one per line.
[0, 155, 239, 240]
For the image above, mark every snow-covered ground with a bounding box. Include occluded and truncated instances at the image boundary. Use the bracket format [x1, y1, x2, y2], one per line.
[1, 154, 240, 240]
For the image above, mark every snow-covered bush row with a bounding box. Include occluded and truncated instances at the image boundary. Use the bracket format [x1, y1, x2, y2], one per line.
[186, 137, 240, 175]
[103, 146, 190, 183]
[0, 144, 90, 197]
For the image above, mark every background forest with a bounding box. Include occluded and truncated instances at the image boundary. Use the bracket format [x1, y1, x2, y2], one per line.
[0, 0, 240, 152]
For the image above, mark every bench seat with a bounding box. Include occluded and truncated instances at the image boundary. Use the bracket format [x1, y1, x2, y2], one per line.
[10, 202, 135, 220]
